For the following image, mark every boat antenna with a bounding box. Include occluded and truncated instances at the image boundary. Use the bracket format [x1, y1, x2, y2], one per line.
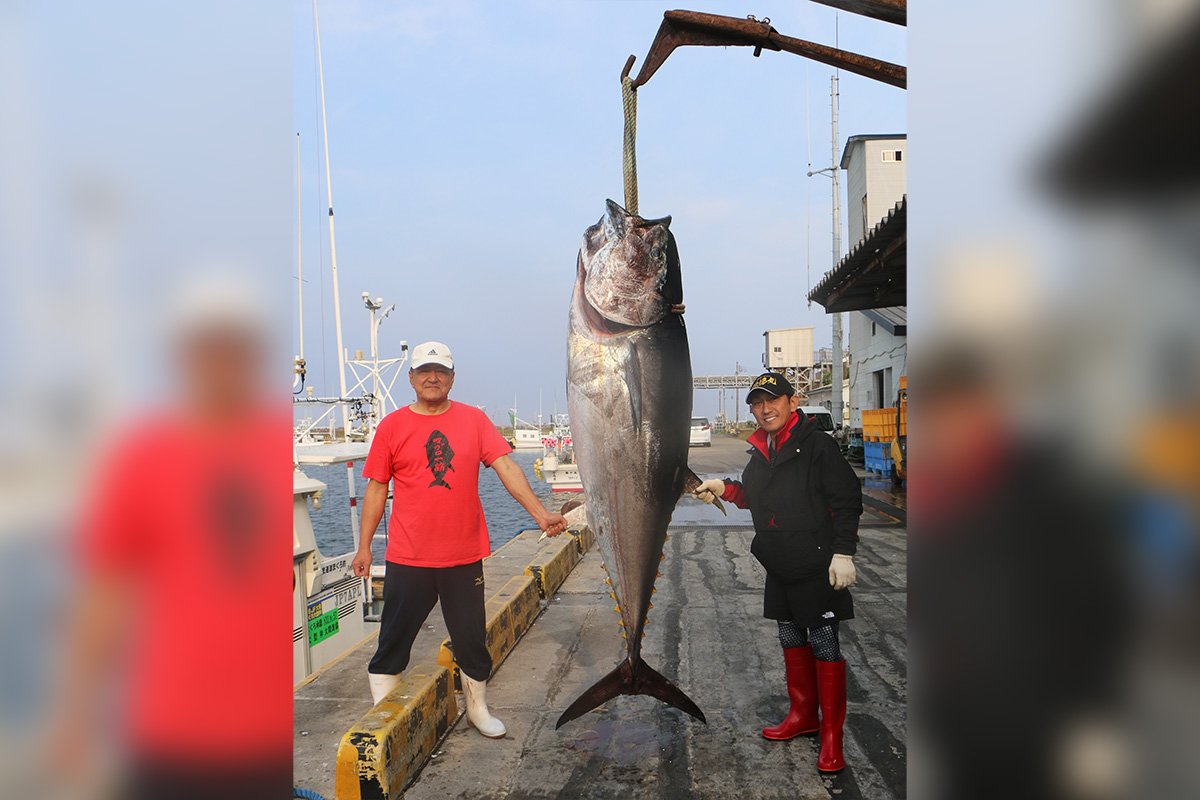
[313, 0, 350, 437]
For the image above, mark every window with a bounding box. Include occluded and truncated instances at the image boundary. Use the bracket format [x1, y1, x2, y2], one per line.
[882, 149, 903, 162]
[773, 346, 782, 353]
[872, 322, 877, 336]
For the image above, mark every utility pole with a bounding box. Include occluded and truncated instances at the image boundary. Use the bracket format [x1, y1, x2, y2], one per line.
[830, 74, 844, 429]
[735, 361, 742, 427]
[808, 74, 844, 428]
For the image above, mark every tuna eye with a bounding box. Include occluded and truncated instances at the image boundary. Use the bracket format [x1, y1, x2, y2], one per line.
[651, 246, 663, 260]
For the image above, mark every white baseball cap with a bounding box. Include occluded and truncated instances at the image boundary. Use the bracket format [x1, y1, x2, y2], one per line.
[411, 341, 453, 370]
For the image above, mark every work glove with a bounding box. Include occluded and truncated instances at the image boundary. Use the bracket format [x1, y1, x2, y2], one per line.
[691, 478, 725, 505]
[829, 554, 856, 590]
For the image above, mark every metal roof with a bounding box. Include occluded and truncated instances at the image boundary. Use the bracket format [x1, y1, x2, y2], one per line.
[839, 133, 907, 169]
[861, 306, 907, 336]
[807, 195, 906, 313]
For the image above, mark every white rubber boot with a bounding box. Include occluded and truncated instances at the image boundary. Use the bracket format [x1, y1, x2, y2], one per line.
[461, 673, 506, 738]
[368, 672, 402, 705]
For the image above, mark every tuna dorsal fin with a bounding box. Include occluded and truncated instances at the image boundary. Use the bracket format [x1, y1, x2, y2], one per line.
[603, 199, 628, 241]
[634, 214, 672, 229]
[556, 656, 706, 728]
[681, 466, 727, 515]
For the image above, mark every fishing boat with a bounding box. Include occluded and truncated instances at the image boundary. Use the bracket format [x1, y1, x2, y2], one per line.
[509, 408, 544, 449]
[509, 394, 546, 449]
[533, 415, 583, 491]
[292, 1, 403, 683]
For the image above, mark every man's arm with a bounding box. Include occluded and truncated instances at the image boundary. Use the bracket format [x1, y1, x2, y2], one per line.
[48, 574, 133, 781]
[351, 479, 389, 576]
[490, 454, 568, 536]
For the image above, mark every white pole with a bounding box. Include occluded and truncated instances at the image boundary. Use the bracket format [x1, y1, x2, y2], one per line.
[371, 304, 380, 430]
[830, 74, 845, 428]
[296, 132, 304, 363]
[314, 0, 349, 439]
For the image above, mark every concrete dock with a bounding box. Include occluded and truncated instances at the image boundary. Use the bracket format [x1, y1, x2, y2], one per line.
[294, 435, 906, 799]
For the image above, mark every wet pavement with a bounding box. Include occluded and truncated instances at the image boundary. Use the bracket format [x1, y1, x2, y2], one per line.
[403, 510, 906, 800]
[294, 433, 907, 799]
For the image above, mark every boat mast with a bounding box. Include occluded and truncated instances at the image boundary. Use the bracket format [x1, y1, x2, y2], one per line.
[314, 0, 350, 437]
[296, 132, 304, 363]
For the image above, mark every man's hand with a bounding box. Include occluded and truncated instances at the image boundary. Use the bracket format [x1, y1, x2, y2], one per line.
[538, 512, 568, 538]
[691, 478, 725, 505]
[351, 547, 372, 578]
[829, 554, 856, 590]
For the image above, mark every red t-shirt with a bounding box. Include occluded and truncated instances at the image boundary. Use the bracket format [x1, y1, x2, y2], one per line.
[78, 410, 292, 764]
[363, 401, 512, 567]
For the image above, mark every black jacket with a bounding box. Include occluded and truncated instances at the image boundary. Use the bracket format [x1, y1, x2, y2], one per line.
[725, 412, 862, 583]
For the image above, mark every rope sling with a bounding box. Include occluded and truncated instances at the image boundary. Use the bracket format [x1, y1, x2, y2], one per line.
[621, 75, 638, 215]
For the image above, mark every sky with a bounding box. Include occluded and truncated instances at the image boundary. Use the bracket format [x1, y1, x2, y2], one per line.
[292, 0, 906, 424]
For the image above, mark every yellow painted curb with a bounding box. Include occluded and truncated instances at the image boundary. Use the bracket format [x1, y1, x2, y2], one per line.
[334, 664, 456, 800]
[338, 530, 593, 798]
[524, 534, 581, 600]
[568, 525, 595, 555]
[437, 574, 540, 690]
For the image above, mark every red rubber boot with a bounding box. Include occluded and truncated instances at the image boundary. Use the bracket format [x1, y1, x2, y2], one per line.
[762, 646, 819, 740]
[816, 658, 847, 772]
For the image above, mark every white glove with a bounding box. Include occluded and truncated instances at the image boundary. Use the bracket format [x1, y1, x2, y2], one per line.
[691, 478, 725, 505]
[829, 554, 856, 590]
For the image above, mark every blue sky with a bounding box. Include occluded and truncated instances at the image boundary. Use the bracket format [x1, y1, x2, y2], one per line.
[292, 0, 906, 423]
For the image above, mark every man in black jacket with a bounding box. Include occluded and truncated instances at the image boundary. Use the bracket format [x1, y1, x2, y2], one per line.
[693, 372, 863, 772]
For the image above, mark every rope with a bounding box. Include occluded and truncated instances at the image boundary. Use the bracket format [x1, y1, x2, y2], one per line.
[621, 76, 638, 215]
[293, 788, 329, 800]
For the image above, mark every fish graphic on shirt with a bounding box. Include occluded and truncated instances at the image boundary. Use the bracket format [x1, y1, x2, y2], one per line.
[425, 430, 455, 489]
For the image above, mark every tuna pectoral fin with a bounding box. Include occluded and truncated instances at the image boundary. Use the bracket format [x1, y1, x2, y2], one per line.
[682, 467, 727, 516]
[555, 657, 706, 728]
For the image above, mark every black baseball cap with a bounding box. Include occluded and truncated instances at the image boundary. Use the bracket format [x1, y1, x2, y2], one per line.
[746, 372, 796, 403]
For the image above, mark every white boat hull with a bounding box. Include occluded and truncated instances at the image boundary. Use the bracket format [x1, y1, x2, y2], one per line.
[511, 428, 543, 449]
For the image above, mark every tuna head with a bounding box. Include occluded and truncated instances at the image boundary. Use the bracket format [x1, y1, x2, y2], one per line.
[579, 199, 680, 328]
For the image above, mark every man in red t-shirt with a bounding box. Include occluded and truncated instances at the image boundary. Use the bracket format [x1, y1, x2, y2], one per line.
[351, 341, 567, 738]
[61, 280, 291, 800]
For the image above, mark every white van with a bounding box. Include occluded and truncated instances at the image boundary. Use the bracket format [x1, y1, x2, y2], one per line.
[799, 406, 837, 436]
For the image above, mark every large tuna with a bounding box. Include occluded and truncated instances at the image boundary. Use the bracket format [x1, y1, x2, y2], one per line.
[557, 199, 707, 728]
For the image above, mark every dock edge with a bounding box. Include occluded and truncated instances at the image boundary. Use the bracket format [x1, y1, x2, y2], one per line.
[335, 527, 595, 799]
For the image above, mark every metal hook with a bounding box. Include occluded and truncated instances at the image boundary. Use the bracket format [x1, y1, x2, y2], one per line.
[621, 54, 636, 83]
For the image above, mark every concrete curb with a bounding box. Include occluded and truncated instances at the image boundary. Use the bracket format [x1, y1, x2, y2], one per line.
[334, 665, 457, 800]
[568, 525, 596, 556]
[335, 528, 594, 799]
[524, 534, 582, 600]
[436, 574, 540, 690]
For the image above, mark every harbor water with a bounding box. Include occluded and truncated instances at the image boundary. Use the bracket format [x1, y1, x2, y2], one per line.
[303, 448, 565, 562]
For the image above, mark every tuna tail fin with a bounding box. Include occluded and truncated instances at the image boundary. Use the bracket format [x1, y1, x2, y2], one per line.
[555, 656, 706, 729]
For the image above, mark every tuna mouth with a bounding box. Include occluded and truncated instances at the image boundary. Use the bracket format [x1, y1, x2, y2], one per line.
[583, 286, 664, 329]
[580, 289, 637, 335]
